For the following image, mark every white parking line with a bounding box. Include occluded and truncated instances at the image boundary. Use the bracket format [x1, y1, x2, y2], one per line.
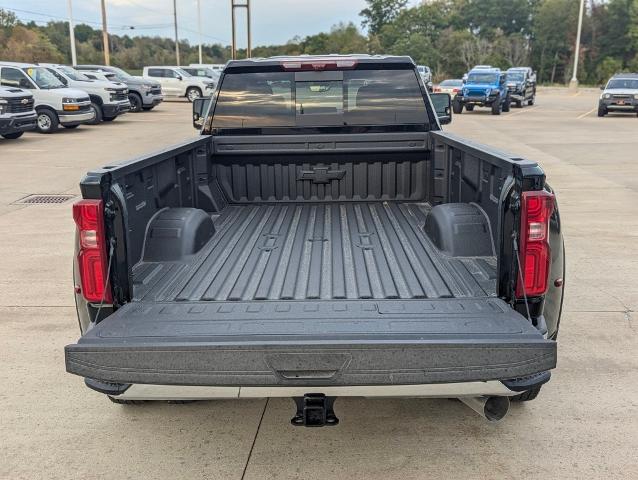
[577, 107, 597, 119]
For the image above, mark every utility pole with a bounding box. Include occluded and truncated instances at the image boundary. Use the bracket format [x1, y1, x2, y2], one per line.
[66, 0, 77, 65]
[197, 0, 203, 64]
[173, 0, 180, 66]
[100, 0, 110, 65]
[569, 0, 585, 90]
[231, 0, 251, 60]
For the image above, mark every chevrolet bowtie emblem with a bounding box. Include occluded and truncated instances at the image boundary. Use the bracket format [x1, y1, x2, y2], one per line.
[298, 167, 346, 184]
[21, 98, 29, 104]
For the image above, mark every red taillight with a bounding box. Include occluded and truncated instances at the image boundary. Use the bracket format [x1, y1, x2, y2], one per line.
[453, 88, 459, 93]
[516, 191, 554, 297]
[280, 59, 358, 71]
[73, 199, 112, 303]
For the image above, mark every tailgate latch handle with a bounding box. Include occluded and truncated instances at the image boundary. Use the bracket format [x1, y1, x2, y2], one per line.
[291, 394, 339, 427]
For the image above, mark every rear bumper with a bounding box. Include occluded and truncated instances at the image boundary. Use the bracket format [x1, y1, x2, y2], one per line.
[65, 299, 557, 388]
[0, 112, 37, 134]
[110, 380, 523, 401]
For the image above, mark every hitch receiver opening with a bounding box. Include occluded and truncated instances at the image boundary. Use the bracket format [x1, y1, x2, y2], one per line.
[291, 394, 339, 427]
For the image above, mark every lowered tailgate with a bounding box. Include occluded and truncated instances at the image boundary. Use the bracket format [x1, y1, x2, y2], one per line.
[65, 298, 556, 386]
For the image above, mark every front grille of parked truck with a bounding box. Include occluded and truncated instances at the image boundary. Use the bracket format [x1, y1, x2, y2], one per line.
[110, 90, 128, 102]
[7, 96, 35, 113]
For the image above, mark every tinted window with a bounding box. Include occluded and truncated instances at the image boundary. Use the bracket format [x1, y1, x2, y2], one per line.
[147, 69, 165, 77]
[212, 72, 295, 128]
[467, 73, 499, 84]
[211, 69, 427, 130]
[607, 79, 638, 89]
[1, 67, 33, 89]
[507, 72, 525, 82]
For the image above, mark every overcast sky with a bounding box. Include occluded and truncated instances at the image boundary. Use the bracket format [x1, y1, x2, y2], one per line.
[2, 0, 375, 46]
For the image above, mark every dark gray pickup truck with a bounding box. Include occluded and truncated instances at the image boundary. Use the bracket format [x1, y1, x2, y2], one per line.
[65, 55, 564, 425]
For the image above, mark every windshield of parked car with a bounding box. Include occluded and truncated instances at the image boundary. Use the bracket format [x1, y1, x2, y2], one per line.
[506, 72, 525, 82]
[175, 68, 192, 78]
[606, 79, 638, 90]
[107, 68, 131, 81]
[58, 66, 90, 81]
[467, 73, 498, 84]
[210, 68, 429, 132]
[440, 79, 463, 86]
[23, 67, 65, 89]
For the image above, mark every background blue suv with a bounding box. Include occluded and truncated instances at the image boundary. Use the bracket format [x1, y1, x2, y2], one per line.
[453, 68, 510, 115]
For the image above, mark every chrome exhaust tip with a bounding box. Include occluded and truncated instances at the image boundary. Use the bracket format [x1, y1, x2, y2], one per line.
[460, 396, 510, 422]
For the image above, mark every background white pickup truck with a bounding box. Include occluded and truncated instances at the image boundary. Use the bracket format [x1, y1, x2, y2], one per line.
[143, 66, 215, 102]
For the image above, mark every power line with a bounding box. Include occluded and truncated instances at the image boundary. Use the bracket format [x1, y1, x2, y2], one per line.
[1, 4, 230, 45]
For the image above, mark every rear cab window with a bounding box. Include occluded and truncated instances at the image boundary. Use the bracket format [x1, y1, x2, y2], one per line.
[207, 63, 431, 133]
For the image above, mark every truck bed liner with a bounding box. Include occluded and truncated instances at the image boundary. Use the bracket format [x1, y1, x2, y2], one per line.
[132, 202, 497, 302]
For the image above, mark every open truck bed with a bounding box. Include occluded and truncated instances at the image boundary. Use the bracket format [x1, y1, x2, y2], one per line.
[66, 133, 557, 391]
[131, 202, 497, 303]
[66, 55, 563, 419]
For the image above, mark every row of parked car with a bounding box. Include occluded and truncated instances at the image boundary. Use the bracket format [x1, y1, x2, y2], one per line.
[430, 65, 638, 118]
[430, 65, 537, 116]
[0, 62, 224, 140]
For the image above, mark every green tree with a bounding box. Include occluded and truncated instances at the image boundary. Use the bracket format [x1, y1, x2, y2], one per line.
[360, 0, 408, 35]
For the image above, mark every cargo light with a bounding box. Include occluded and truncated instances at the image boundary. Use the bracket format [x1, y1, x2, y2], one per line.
[280, 59, 358, 71]
[72, 199, 112, 303]
[516, 190, 554, 297]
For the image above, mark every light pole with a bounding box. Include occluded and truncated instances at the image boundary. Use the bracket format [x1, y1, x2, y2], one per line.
[569, 0, 585, 90]
[231, 0, 251, 60]
[66, 0, 77, 65]
[197, 0, 203, 64]
[173, 0, 180, 65]
[100, 0, 110, 65]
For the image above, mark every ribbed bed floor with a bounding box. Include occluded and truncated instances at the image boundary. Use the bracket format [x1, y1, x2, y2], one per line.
[132, 202, 497, 302]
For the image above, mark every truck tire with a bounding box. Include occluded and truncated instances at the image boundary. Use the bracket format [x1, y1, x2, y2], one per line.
[186, 87, 202, 102]
[35, 108, 59, 134]
[510, 385, 541, 402]
[88, 102, 103, 125]
[502, 95, 510, 112]
[465, 104, 474, 112]
[452, 100, 463, 114]
[597, 105, 607, 117]
[1, 131, 24, 139]
[128, 92, 143, 112]
[515, 100, 522, 108]
[491, 97, 502, 115]
[528, 96, 535, 106]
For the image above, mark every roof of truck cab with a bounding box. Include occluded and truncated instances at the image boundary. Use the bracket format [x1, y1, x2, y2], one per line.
[469, 67, 501, 74]
[611, 73, 638, 78]
[0, 61, 38, 68]
[225, 54, 415, 70]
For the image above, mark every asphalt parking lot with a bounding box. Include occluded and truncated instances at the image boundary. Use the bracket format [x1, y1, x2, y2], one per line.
[1, 90, 637, 479]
